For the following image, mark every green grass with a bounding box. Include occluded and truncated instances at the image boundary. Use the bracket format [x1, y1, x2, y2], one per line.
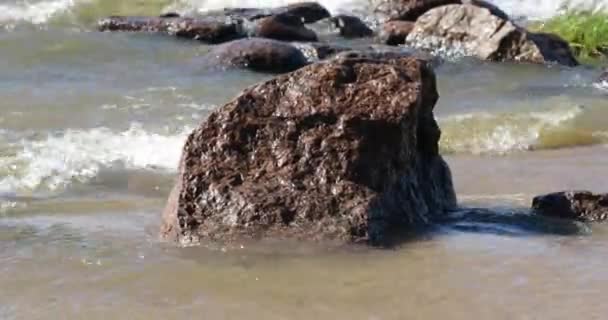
[531, 10, 608, 64]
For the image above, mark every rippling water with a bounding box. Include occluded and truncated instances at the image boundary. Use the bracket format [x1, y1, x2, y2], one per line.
[1, 0, 608, 319]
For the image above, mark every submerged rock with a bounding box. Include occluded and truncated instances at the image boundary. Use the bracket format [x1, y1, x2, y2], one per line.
[406, 4, 579, 66]
[161, 56, 457, 246]
[329, 15, 374, 38]
[204, 38, 308, 73]
[532, 191, 608, 222]
[282, 2, 332, 23]
[254, 14, 318, 42]
[97, 16, 245, 44]
[379, 21, 415, 45]
[373, 0, 509, 22]
[304, 42, 354, 60]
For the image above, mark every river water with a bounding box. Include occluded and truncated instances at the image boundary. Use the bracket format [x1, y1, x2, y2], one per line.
[1, 0, 608, 319]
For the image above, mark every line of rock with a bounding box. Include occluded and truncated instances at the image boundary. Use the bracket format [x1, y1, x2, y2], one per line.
[97, 0, 581, 73]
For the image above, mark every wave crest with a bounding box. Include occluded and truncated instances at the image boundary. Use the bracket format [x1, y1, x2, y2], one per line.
[439, 105, 607, 154]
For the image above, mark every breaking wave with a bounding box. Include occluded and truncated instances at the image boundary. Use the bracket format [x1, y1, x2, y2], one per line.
[439, 105, 608, 154]
[0, 124, 189, 193]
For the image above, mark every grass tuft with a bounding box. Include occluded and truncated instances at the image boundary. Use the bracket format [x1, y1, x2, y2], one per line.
[531, 9, 608, 63]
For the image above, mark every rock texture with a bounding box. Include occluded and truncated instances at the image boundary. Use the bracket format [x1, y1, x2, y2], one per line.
[406, 4, 579, 66]
[379, 21, 415, 45]
[203, 2, 331, 23]
[533, 191, 608, 222]
[205, 38, 308, 73]
[254, 14, 318, 42]
[98, 16, 245, 43]
[373, 0, 509, 22]
[330, 15, 374, 38]
[161, 56, 457, 246]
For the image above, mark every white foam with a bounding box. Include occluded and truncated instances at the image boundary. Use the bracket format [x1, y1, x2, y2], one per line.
[489, 0, 608, 21]
[439, 106, 585, 154]
[1, 0, 606, 26]
[0, 124, 190, 193]
[0, 0, 78, 24]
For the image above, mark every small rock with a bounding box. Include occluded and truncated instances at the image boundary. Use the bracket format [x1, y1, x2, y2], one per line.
[205, 38, 309, 73]
[159, 12, 180, 18]
[282, 2, 332, 23]
[373, 0, 509, 22]
[209, 2, 330, 23]
[98, 16, 245, 44]
[304, 42, 353, 60]
[329, 15, 374, 38]
[595, 69, 608, 89]
[379, 21, 415, 45]
[254, 14, 318, 42]
[532, 191, 608, 222]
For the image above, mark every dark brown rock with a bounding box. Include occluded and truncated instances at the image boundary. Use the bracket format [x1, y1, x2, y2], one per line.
[159, 12, 180, 18]
[283, 2, 332, 23]
[207, 2, 330, 23]
[254, 14, 318, 42]
[161, 56, 457, 246]
[379, 21, 415, 45]
[406, 4, 579, 66]
[532, 191, 608, 222]
[329, 15, 374, 38]
[97, 16, 245, 44]
[373, 0, 509, 22]
[204, 38, 308, 73]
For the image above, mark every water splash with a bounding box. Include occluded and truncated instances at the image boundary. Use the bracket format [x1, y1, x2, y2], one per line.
[439, 105, 607, 154]
[0, 124, 189, 193]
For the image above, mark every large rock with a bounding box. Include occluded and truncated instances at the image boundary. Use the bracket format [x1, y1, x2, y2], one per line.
[379, 21, 415, 45]
[406, 4, 579, 66]
[253, 14, 318, 42]
[373, 0, 509, 22]
[161, 56, 457, 246]
[329, 15, 374, 38]
[98, 16, 245, 43]
[532, 191, 608, 222]
[204, 38, 308, 73]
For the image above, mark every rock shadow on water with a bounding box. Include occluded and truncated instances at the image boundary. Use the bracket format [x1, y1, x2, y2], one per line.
[436, 206, 591, 238]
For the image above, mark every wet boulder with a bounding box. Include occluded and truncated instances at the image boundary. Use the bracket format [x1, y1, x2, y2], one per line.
[329, 15, 374, 38]
[282, 2, 332, 23]
[532, 191, 608, 222]
[161, 56, 457, 246]
[373, 0, 509, 22]
[331, 46, 440, 67]
[253, 14, 318, 42]
[204, 38, 308, 73]
[97, 16, 245, 44]
[406, 4, 579, 66]
[379, 21, 415, 45]
[205, 2, 330, 23]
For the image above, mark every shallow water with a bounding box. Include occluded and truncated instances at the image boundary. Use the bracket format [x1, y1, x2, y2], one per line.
[1, 0, 608, 319]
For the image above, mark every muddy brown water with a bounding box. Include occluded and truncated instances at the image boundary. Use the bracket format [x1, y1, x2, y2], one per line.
[1, 0, 608, 319]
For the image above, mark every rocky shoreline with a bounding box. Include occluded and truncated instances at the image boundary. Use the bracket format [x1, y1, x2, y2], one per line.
[96, 0, 605, 246]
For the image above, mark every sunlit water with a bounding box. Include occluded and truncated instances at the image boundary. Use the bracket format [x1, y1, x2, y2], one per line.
[1, 0, 608, 319]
